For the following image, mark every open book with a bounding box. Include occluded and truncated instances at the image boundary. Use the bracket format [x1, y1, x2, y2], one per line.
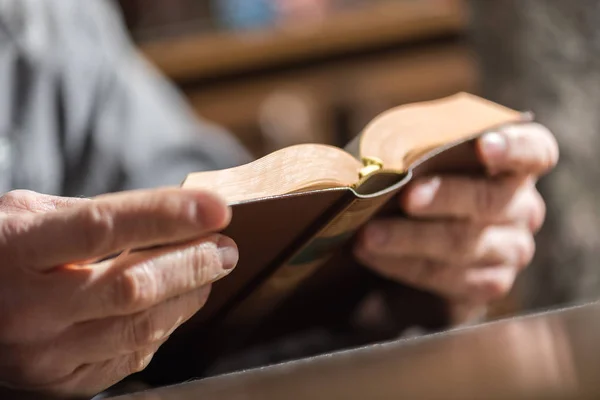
[145, 93, 531, 383]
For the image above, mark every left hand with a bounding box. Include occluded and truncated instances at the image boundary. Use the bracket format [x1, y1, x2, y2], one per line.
[354, 122, 559, 324]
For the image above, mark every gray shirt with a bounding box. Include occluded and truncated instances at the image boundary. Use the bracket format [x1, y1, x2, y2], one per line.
[0, 0, 251, 198]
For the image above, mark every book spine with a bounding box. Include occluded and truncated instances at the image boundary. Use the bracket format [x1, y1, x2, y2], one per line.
[221, 185, 402, 330]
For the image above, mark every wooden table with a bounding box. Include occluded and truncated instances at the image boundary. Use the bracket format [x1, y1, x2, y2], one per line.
[111, 301, 600, 400]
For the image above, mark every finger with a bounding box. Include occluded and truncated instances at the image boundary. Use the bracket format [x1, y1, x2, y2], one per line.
[357, 256, 463, 299]
[477, 122, 559, 176]
[8, 235, 235, 339]
[3, 188, 231, 271]
[0, 190, 89, 216]
[401, 175, 545, 229]
[29, 195, 89, 212]
[360, 255, 518, 303]
[36, 341, 164, 398]
[64, 235, 237, 322]
[357, 220, 535, 267]
[62, 286, 211, 364]
[464, 265, 519, 302]
[3, 287, 211, 382]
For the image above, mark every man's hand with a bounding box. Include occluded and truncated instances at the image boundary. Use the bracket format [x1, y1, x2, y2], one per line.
[355, 123, 559, 323]
[0, 188, 238, 397]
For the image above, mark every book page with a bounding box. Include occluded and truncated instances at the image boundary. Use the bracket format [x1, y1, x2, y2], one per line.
[359, 92, 528, 171]
[183, 144, 361, 202]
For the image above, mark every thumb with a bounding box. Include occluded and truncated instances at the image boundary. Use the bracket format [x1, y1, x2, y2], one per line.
[0, 190, 89, 216]
[477, 123, 559, 176]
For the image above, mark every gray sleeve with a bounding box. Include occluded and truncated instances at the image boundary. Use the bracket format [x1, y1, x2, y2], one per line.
[55, 0, 252, 196]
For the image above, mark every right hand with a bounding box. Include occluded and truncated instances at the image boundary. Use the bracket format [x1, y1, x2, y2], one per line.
[0, 188, 238, 397]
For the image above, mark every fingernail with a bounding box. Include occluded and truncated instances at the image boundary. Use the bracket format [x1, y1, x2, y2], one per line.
[192, 191, 231, 229]
[481, 132, 507, 168]
[217, 236, 239, 270]
[365, 223, 389, 250]
[408, 177, 441, 210]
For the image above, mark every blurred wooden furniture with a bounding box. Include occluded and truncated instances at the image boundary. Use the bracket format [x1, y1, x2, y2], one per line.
[139, 0, 469, 82]
[134, 0, 478, 157]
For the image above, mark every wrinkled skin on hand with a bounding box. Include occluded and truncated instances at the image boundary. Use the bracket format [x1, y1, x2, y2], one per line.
[0, 188, 238, 397]
[355, 123, 559, 323]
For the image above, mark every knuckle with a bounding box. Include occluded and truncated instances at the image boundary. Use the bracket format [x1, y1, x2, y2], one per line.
[0, 190, 33, 208]
[480, 267, 517, 301]
[79, 203, 115, 255]
[515, 232, 536, 268]
[529, 190, 547, 232]
[114, 263, 159, 312]
[446, 222, 478, 259]
[153, 192, 201, 230]
[547, 139, 560, 171]
[188, 247, 210, 288]
[140, 195, 195, 239]
[129, 311, 159, 348]
[128, 348, 156, 375]
[169, 239, 223, 290]
[189, 242, 221, 287]
[514, 123, 559, 173]
[473, 179, 498, 218]
[533, 123, 560, 171]
[487, 278, 514, 300]
[0, 190, 22, 204]
[173, 194, 203, 224]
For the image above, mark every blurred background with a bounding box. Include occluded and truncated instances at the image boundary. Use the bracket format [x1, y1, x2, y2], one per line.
[114, 0, 600, 320]
[117, 0, 473, 158]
